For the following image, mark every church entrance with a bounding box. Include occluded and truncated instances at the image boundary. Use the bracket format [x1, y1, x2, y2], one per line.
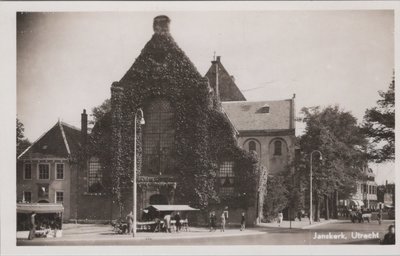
[149, 194, 168, 205]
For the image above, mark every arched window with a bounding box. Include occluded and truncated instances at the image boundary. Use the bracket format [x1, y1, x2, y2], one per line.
[248, 141, 256, 152]
[143, 98, 175, 175]
[274, 140, 282, 156]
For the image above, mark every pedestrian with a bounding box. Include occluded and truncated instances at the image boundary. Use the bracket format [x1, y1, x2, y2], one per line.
[378, 209, 383, 225]
[381, 225, 395, 245]
[209, 212, 216, 232]
[223, 206, 229, 226]
[175, 212, 181, 232]
[126, 211, 134, 234]
[278, 212, 283, 227]
[240, 212, 246, 231]
[220, 213, 226, 232]
[163, 214, 171, 233]
[297, 211, 302, 221]
[28, 211, 36, 240]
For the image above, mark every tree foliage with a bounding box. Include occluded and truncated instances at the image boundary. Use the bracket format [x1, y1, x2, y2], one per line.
[363, 77, 395, 162]
[297, 106, 368, 207]
[90, 99, 111, 125]
[16, 118, 31, 157]
[263, 174, 288, 222]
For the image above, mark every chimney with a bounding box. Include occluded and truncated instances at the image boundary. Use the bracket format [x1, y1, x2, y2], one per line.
[81, 109, 87, 147]
[230, 75, 235, 82]
[153, 15, 170, 35]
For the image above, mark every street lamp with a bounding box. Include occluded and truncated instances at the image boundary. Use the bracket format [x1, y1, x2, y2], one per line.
[309, 150, 322, 225]
[133, 108, 145, 237]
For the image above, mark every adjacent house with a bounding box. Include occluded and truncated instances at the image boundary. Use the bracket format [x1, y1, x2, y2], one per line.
[16, 120, 82, 220]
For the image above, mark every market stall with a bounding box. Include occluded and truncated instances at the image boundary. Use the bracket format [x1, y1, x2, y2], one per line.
[17, 203, 64, 238]
[143, 205, 199, 232]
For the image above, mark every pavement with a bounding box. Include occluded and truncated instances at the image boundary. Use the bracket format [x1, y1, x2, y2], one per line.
[17, 223, 264, 243]
[16, 219, 395, 246]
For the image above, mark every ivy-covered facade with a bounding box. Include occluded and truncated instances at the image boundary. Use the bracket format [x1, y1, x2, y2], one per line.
[76, 15, 263, 225]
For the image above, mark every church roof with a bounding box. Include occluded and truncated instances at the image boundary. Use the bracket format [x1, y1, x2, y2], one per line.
[221, 99, 294, 133]
[205, 56, 246, 102]
[18, 121, 81, 159]
[119, 15, 204, 87]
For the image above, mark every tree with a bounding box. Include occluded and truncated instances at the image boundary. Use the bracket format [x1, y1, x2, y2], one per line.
[16, 118, 31, 157]
[263, 174, 288, 222]
[297, 106, 368, 221]
[363, 77, 395, 163]
[89, 99, 111, 130]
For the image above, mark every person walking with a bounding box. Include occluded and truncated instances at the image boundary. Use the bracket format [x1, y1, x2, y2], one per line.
[209, 212, 216, 232]
[278, 212, 283, 227]
[126, 211, 134, 235]
[163, 214, 171, 233]
[297, 211, 302, 221]
[175, 212, 181, 232]
[378, 209, 383, 225]
[220, 213, 226, 232]
[28, 212, 37, 240]
[240, 212, 246, 231]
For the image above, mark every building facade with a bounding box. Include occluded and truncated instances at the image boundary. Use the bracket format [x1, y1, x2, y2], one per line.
[205, 57, 296, 175]
[16, 120, 81, 220]
[346, 167, 378, 209]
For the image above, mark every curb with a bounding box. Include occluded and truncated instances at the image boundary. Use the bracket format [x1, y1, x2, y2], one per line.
[256, 219, 342, 230]
[18, 230, 265, 243]
[301, 219, 340, 229]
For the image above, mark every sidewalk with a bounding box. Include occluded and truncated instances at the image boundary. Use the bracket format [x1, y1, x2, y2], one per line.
[257, 218, 340, 229]
[17, 223, 265, 242]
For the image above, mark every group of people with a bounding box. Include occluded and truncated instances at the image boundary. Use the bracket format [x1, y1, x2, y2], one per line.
[162, 212, 184, 233]
[124, 211, 186, 234]
[28, 211, 61, 240]
[209, 211, 246, 232]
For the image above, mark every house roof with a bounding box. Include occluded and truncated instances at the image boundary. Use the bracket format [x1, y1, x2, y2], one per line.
[18, 121, 81, 159]
[221, 99, 294, 132]
[205, 56, 246, 102]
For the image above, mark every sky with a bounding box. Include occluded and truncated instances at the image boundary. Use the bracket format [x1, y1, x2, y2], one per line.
[17, 11, 394, 184]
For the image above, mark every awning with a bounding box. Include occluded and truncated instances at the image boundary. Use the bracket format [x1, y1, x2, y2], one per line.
[145, 205, 199, 212]
[17, 203, 64, 214]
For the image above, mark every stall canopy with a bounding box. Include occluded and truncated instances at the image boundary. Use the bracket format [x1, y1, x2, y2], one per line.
[145, 205, 199, 212]
[349, 200, 364, 207]
[17, 203, 64, 214]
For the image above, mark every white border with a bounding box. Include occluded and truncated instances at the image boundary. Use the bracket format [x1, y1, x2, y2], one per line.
[1, 1, 399, 256]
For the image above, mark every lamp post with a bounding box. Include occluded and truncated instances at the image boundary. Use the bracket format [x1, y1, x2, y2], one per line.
[133, 108, 145, 237]
[309, 150, 322, 225]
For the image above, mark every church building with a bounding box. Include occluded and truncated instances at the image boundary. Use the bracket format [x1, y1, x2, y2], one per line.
[17, 15, 296, 226]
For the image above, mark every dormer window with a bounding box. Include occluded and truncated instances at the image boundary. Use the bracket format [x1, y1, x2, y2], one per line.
[257, 104, 270, 114]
